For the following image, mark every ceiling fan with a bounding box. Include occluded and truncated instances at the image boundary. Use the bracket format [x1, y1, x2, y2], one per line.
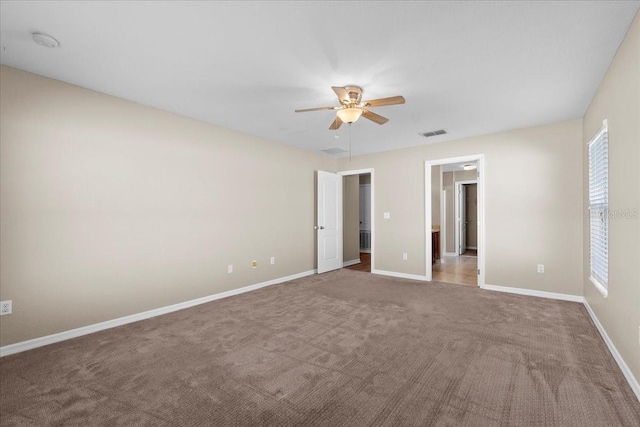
[295, 86, 405, 130]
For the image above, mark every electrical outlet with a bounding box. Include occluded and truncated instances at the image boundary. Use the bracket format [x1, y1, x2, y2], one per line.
[0, 300, 12, 315]
[228, 264, 233, 273]
[270, 257, 275, 265]
[403, 253, 408, 261]
[537, 264, 544, 273]
[252, 260, 257, 268]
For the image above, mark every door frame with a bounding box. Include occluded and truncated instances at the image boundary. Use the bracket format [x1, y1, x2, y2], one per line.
[424, 155, 485, 286]
[454, 180, 477, 256]
[338, 168, 375, 272]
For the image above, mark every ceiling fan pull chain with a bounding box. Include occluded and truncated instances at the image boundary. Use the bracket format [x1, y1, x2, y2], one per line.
[349, 123, 352, 162]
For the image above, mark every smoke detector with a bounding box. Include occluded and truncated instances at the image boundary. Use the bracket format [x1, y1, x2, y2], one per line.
[32, 33, 60, 48]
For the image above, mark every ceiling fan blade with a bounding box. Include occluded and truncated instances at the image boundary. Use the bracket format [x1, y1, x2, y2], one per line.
[295, 106, 336, 113]
[329, 116, 343, 130]
[332, 86, 350, 104]
[362, 96, 406, 108]
[362, 109, 389, 125]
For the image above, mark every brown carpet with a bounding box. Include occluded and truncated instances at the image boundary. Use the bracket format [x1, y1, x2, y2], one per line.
[1, 269, 639, 426]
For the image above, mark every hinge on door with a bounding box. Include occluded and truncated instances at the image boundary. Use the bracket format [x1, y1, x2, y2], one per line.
[477, 269, 480, 275]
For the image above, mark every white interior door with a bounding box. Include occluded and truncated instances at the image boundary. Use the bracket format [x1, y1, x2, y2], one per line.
[317, 171, 343, 273]
[458, 184, 467, 255]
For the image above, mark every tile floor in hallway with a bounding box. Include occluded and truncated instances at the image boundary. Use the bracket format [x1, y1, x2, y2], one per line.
[432, 254, 478, 287]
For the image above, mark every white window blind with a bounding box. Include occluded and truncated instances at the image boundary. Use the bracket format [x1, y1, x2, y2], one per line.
[588, 120, 608, 296]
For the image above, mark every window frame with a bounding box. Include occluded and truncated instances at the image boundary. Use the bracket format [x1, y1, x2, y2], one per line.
[587, 119, 609, 297]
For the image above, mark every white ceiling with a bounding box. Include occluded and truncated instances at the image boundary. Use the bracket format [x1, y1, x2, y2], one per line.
[1, 2, 638, 157]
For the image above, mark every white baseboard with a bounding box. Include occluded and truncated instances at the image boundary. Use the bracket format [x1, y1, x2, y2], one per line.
[444, 252, 458, 257]
[480, 283, 584, 303]
[359, 249, 371, 254]
[372, 269, 427, 281]
[3, 271, 637, 405]
[466, 246, 477, 250]
[343, 259, 361, 267]
[0, 269, 316, 357]
[583, 300, 640, 402]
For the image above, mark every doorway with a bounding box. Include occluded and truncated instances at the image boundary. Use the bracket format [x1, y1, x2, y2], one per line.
[455, 181, 478, 256]
[425, 156, 484, 287]
[339, 169, 374, 273]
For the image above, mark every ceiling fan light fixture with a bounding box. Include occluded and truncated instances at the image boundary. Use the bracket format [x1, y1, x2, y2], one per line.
[336, 108, 362, 124]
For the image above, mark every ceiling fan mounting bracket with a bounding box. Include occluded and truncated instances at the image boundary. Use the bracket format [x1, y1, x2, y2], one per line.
[342, 86, 363, 106]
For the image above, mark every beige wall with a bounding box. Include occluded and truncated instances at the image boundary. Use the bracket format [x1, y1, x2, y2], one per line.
[0, 66, 335, 346]
[582, 13, 640, 383]
[338, 119, 583, 295]
[343, 175, 360, 262]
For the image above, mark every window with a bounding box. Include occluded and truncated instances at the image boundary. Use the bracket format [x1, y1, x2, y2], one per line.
[588, 120, 608, 297]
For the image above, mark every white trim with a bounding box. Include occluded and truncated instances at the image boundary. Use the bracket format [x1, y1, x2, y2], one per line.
[425, 163, 431, 279]
[583, 300, 640, 402]
[443, 252, 458, 257]
[338, 168, 375, 272]
[343, 259, 361, 267]
[480, 283, 584, 303]
[442, 189, 447, 257]
[466, 246, 477, 250]
[586, 118, 608, 146]
[337, 168, 372, 176]
[439, 167, 445, 259]
[589, 276, 608, 298]
[0, 269, 316, 357]
[425, 155, 485, 286]
[372, 269, 427, 282]
[359, 249, 371, 254]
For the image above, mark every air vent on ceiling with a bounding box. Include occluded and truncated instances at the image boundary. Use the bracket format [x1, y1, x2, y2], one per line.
[420, 129, 447, 138]
[320, 147, 349, 155]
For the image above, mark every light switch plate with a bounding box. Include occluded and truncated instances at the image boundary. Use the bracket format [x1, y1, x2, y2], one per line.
[384, 212, 390, 219]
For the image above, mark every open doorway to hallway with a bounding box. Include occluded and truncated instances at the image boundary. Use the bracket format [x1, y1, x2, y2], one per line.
[433, 177, 478, 286]
[340, 170, 373, 273]
[425, 156, 484, 287]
